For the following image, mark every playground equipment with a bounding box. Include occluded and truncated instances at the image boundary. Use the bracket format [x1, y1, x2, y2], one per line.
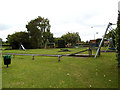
[20, 44, 26, 51]
[58, 49, 70, 52]
[95, 22, 116, 58]
[3, 42, 95, 62]
[68, 41, 97, 57]
[2, 40, 98, 64]
[105, 37, 115, 52]
[89, 40, 98, 50]
[2, 53, 63, 62]
[4, 23, 117, 63]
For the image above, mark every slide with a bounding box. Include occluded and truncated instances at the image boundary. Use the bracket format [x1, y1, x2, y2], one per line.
[21, 44, 26, 51]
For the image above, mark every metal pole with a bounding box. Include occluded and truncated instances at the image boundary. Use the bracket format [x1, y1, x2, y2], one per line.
[94, 34, 95, 40]
[94, 22, 112, 58]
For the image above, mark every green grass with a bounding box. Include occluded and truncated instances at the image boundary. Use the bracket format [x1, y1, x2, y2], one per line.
[2, 48, 118, 88]
[2, 47, 88, 55]
[2, 46, 12, 50]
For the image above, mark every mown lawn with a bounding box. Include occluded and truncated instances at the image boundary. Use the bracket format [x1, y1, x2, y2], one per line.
[2, 47, 88, 55]
[2, 48, 118, 88]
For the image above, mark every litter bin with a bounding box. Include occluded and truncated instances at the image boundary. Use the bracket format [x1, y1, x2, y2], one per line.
[3, 55, 11, 67]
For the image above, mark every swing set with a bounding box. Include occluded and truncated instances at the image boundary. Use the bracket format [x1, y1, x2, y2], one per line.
[69, 22, 116, 58]
[94, 22, 116, 58]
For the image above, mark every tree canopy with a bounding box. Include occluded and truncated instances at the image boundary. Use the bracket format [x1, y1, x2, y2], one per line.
[0, 38, 2, 47]
[0, 38, 2, 42]
[61, 32, 81, 46]
[6, 16, 82, 49]
[7, 31, 30, 49]
[105, 29, 116, 47]
[26, 16, 53, 48]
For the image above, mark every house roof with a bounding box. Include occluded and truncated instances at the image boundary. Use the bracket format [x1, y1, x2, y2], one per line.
[104, 41, 109, 44]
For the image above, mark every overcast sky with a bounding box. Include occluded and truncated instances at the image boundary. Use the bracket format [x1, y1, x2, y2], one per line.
[0, 0, 119, 41]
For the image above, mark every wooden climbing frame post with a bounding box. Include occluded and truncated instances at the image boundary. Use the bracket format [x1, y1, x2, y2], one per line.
[89, 48, 92, 57]
[58, 55, 62, 62]
[98, 47, 101, 56]
[89, 42, 92, 57]
[13, 55, 15, 59]
[32, 56, 34, 60]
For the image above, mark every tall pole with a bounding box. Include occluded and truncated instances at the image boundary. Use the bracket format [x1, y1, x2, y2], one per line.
[94, 34, 95, 40]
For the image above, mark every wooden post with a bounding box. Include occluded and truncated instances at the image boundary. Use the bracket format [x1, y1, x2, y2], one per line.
[89, 43, 92, 57]
[98, 47, 101, 56]
[13, 55, 15, 59]
[89, 49, 92, 57]
[7, 64, 8, 68]
[32, 56, 34, 60]
[58, 55, 61, 62]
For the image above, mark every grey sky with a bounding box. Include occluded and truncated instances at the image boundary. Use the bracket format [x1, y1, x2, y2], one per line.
[0, 24, 12, 31]
[0, 0, 119, 41]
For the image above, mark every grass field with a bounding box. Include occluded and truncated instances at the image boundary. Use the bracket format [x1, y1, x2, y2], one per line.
[2, 47, 89, 55]
[2, 47, 118, 88]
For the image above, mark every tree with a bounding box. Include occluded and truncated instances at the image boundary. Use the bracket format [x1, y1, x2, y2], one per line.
[61, 32, 81, 46]
[53, 37, 63, 47]
[85, 40, 89, 44]
[7, 32, 30, 49]
[0, 38, 2, 43]
[26, 16, 53, 48]
[116, 11, 120, 67]
[0, 38, 2, 47]
[105, 29, 115, 39]
[105, 29, 116, 47]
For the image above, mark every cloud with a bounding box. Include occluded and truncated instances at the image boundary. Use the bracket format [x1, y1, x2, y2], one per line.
[0, 24, 12, 31]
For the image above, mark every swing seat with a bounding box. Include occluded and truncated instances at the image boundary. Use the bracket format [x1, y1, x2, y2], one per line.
[108, 47, 115, 50]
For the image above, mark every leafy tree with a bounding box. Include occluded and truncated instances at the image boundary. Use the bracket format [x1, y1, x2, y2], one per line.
[85, 40, 89, 44]
[53, 37, 63, 47]
[105, 29, 116, 39]
[61, 32, 81, 46]
[105, 29, 116, 47]
[7, 32, 30, 49]
[116, 12, 120, 67]
[58, 40, 65, 48]
[0, 38, 2, 47]
[0, 38, 2, 42]
[26, 16, 53, 48]
[54, 37, 62, 43]
[81, 41, 85, 44]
